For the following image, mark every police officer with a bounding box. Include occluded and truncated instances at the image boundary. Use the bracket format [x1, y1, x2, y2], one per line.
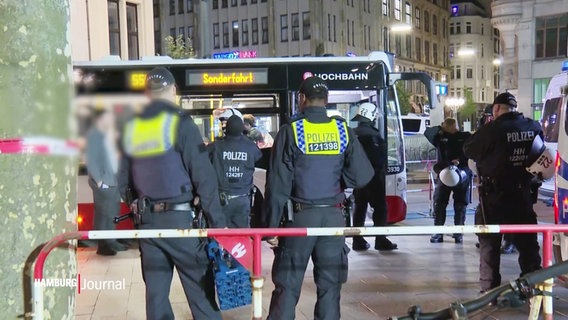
[350, 102, 397, 251]
[117, 67, 226, 320]
[477, 107, 518, 254]
[425, 118, 472, 243]
[463, 92, 542, 293]
[208, 115, 262, 227]
[262, 76, 374, 320]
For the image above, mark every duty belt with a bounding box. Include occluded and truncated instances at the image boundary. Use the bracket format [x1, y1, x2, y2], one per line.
[150, 202, 193, 213]
[293, 202, 341, 213]
[479, 177, 527, 190]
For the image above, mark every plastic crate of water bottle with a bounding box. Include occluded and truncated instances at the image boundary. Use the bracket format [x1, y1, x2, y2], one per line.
[207, 239, 252, 310]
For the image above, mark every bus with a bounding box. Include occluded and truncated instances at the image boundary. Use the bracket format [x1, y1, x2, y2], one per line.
[551, 63, 568, 284]
[74, 52, 438, 230]
[539, 61, 568, 199]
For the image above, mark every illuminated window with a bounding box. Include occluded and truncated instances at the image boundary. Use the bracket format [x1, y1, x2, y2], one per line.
[232, 21, 239, 47]
[405, 2, 411, 25]
[382, 0, 388, 16]
[415, 7, 420, 29]
[394, 0, 401, 21]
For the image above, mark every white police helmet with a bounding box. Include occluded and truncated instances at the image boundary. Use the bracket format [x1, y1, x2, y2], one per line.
[439, 165, 468, 187]
[525, 135, 555, 181]
[217, 107, 243, 120]
[351, 102, 378, 122]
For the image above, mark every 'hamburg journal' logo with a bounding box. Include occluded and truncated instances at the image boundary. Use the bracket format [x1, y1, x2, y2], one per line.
[34, 274, 126, 293]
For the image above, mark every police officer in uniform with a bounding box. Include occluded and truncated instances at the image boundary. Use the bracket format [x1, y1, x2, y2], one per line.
[350, 102, 397, 251]
[208, 115, 262, 227]
[117, 67, 226, 320]
[425, 118, 472, 243]
[262, 76, 374, 320]
[463, 92, 542, 293]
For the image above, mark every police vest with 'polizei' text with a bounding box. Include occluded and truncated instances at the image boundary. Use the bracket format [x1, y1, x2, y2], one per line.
[291, 118, 349, 155]
[123, 112, 192, 201]
[123, 112, 179, 157]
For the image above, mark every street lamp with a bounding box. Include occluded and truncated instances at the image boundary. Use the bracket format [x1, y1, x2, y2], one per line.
[445, 97, 465, 118]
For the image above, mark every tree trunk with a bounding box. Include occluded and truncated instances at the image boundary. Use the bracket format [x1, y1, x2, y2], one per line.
[0, 1, 76, 319]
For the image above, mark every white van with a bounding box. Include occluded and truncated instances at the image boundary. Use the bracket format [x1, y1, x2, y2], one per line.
[401, 113, 430, 136]
[539, 61, 568, 198]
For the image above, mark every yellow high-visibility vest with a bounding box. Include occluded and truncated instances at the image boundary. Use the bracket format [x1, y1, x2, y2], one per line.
[291, 118, 349, 155]
[123, 112, 179, 157]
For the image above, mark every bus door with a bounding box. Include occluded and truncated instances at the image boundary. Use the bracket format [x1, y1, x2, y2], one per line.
[180, 93, 281, 168]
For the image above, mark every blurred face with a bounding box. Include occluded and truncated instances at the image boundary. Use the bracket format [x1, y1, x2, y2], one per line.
[97, 111, 114, 130]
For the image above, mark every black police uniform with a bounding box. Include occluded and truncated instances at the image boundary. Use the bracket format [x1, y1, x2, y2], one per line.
[208, 116, 262, 227]
[262, 106, 374, 320]
[351, 120, 397, 250]
[463, 110, 543, 292]
[118, 97, 226, 320]
[424, 125, 472, 242]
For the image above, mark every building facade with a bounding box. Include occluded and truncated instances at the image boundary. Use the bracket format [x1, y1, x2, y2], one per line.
[158, 0, 450, 107]
[448, 0, 500, 105]
[70, 0, 155, 61]
[492, 0, 568, 117]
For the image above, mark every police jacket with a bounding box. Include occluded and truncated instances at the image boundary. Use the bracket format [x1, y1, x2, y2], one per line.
[463, 111, 544, 185]
[117, 99, 226, 228]
[261, 106, 374, 228]
[208, 134, 262, 195]
[424, 126, 471, 173]
[354, 121, 385, 189]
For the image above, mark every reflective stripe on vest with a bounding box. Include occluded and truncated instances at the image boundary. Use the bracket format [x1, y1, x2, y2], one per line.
[291, 118, 349, 155]
[124, 112, 179, 157]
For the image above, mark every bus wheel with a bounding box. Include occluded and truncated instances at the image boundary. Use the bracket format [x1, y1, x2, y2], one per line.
[553, 232, 568, 287]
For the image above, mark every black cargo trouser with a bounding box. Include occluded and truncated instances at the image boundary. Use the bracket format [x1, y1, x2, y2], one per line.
[267, 206, 349, 320]
[476, 186, 542, 291]
[138, 210, 221, 320]
[221, 195, 250, 228]
[352, 186, 388, 244]
[433, 177, 471, 227]
[90, 184, 121, 250]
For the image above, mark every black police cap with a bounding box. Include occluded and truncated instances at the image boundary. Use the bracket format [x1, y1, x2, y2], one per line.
[299, 76, 329, 99]
[146, 67, 176, 91]
[492, 92, 517, 108]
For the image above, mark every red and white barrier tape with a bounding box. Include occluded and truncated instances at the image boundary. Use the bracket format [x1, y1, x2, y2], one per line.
[0, 137, 79, 156]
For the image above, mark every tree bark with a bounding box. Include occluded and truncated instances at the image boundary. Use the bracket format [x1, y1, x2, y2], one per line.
[0, 1, 76, 319]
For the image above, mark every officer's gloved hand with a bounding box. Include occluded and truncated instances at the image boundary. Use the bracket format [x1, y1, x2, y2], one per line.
[129, 199, 138, 213]
[265, 237, 278, 247]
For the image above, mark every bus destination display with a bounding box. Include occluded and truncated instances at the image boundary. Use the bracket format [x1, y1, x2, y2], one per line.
[186, 68, 268, 86]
